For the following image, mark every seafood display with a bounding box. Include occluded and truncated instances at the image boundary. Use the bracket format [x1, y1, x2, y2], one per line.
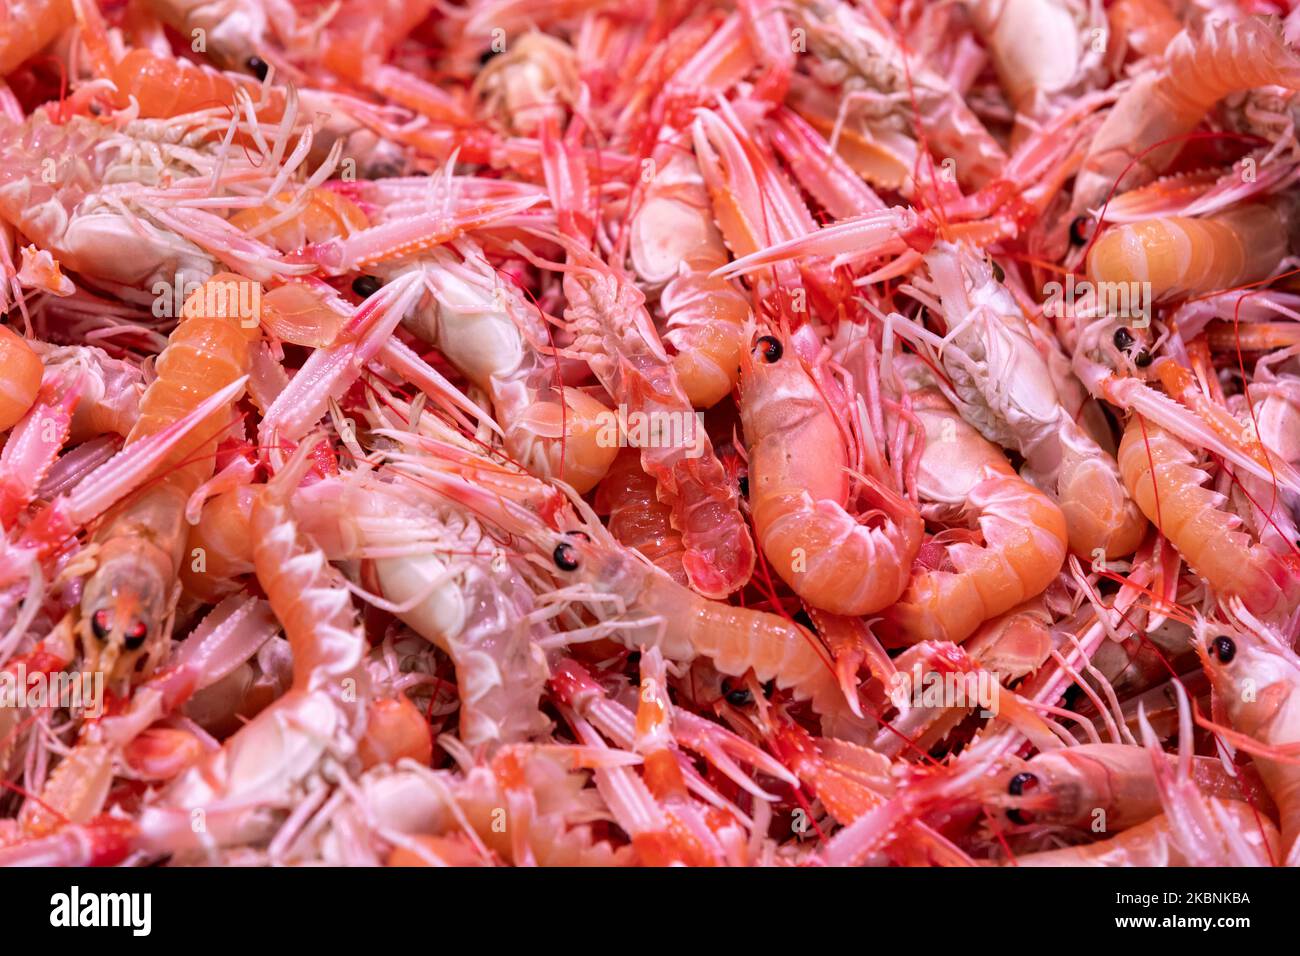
[1, 0, 1300, 869]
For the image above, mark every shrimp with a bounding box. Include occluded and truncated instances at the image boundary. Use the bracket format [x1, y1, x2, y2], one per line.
[593, 447, 688, 586]
[540, 120, 755, 598]
[991, 743, 1274, 834]
[1015, 678, 1283, 866]
[7, 0, 1300, 872]
[295, 466, 554, 750]
[1117, 416, 1300, 619]
[392, 240, 619, 494]
[411, 457, 856, 727]
[904, 242, 1149, 558]
[738, 323, 923, 616]
[783, 0, 1007, 191]
[1069, 16, 1300, 224]
[721, 235, 1146, 558]
[4, 369, 252, 628]
[2, 596, 278, 854]
[628, 129, 751, 409]
[1196, 610, 1300, 865]
[78, 273, 259, 687]
[130, 440, 371, 859]
[1087, 204, 1290, 303]
[874, 360, 1068, 646]
[221, 179, 544, 449]
[0, 111, 302, 294]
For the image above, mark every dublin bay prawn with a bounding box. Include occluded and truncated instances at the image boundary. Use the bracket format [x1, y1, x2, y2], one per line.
[627, 129, 752, 409]
[407, 456, 858, 730]
[5, 0, 1300, 873]
[78, 273, 259, 686]
[1087, 204, 1290, 303]
[1069, 16, 1300, 224]
[874, 358, 1068, 646]
[738, 323, 923, 617]
[1117, 416, 1300, 620]
[539, 119, 754, 598]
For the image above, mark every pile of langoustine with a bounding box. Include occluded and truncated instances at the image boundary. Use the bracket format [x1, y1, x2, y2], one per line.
[0, 0, 1298, 869]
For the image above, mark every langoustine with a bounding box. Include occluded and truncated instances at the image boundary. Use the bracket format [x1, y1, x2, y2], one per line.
[1, 0, 1299, 872]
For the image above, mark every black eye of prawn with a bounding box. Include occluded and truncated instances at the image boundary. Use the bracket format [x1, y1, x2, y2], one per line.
[553, 541, 580, 571]
[1008, 771, 1038, 797]
[721, 680, 753, 706]
[754, 335, 783, 364]
[91, 609, 113, 642]
[123, 620, 148, 651]
[1113, 327, 1134, 351]
[990, 260, 1005, 283]
[246, 56, 269, 81]
[1069, 216, 1090, 246]
[1005, 771, 1039, 824]
[1133, 348, 1153, 368]
[352, 275, 383, 298]
[1212, 636, 1237, 664]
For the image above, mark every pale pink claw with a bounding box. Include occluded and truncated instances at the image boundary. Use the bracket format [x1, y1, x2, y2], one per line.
[288, 194, 542, 275]
[15, 375, 249, 564]
[259, 272, 428, 447]
[711, 207, 924, 280]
